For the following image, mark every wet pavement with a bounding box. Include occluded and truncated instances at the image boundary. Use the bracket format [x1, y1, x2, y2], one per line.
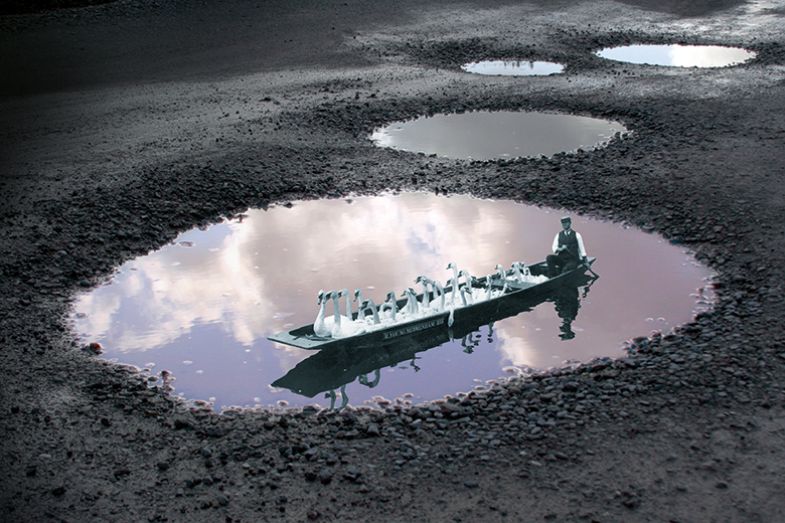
[370, 111, 627, 160]
[74, 194, 713, 410]
[5, 0, 785, 521]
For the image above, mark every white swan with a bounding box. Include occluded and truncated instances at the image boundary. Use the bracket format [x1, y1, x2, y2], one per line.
[458, 269, 474, 305]
[329, 290, 344, 337]
[416, 275, 444, 311]
[323, 290, 358, 338]
[446, 262, 460, 305]
[341, 288, 353, 320]
[359, 298, 380, 324]
[313, 289, 331, 337]
[403, 287, 419, 315]
[485, 274, 495, 301]
[379, 291, 398, 322]
[415, 275, 431, 310]
[511, 262, 525, 283]
[495, 264, 509, 296]
[433, 280, 446, 311]
[511, 261, 547, 285]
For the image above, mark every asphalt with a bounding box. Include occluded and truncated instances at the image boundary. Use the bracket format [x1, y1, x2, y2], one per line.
[2, 0, 785, 521]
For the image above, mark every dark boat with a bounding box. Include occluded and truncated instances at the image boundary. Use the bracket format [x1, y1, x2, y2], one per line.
[267, 257, 596, 352]
[271, 264, 596, 399]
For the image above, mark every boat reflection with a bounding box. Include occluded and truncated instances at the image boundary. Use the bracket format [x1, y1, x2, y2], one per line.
[272, 275, 595, 409]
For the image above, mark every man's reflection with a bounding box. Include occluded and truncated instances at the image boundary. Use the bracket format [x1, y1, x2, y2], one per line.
[275, 278, 595, 409]
[553, 286, 581, 340]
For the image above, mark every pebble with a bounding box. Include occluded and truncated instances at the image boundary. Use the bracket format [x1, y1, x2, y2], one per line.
[318, 468, 334, 484]
[3, 7, 785, 523]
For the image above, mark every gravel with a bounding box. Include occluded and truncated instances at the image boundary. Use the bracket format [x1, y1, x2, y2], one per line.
[2, 0, 785, 521]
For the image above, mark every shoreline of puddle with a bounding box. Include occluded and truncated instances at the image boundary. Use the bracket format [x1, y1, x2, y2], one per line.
[370, 110, 628, 160]
[71, 192, 717, 413]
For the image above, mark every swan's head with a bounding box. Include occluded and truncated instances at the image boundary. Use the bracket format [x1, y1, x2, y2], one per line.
[330, 290, 341, 299]
[446, 262, 456, 270]
[353, 288, 362, 300]
[415, 275, 424, 284]
[495, 264, 504, 271]
[386, 291, 396, 301]
[317, 289, 325, 303]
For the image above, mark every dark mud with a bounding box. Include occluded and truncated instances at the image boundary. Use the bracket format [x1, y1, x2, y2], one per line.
[2, 0, 785, 521]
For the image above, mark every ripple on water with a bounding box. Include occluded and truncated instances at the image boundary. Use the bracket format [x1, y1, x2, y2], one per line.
[72, 193, 714, 410]
[370, 110, 627, 160]
[596, 44, 756, 68]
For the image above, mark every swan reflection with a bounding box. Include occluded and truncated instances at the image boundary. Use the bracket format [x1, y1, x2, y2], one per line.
[273, 277, 593, 410]
[72, 193, 713, 410]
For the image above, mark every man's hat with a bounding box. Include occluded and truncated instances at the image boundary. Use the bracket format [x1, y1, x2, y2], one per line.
[560, 216, 571, 223]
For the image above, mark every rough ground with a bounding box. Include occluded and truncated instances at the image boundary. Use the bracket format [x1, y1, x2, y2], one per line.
[2, 0, 785, 521]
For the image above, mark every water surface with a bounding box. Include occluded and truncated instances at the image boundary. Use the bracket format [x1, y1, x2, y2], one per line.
[371, 111, 626, 160]
[461, 60, 565, 76]
[596, 44, 755, 67]
[72, 194, 713, 410]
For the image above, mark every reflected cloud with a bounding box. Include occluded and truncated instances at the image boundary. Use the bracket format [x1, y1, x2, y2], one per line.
[668, 45, 755, 68]
[72, 193, 714, 409]
[461, 60, 565, 76]
[370, 111, 626, 160]
[495, 323, 539, 368]
[597, 44, 755, 68]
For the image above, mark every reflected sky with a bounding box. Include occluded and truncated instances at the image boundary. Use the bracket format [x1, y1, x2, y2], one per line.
[461, 60, 565, 76]
[370, 111, 626, 160]
[596, 44, 756, 68]
[72, 194, 714, 410]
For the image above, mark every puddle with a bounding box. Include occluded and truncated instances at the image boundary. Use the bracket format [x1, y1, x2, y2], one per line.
[72, 193, 714, 411]
[596, 44, 756, 68]
[461, 60, 565, 76]
[371, 111, 626, 160]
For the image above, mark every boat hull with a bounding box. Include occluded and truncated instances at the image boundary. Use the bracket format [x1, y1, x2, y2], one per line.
[267, 258, 595, 351]
[272, 268, 594, 398]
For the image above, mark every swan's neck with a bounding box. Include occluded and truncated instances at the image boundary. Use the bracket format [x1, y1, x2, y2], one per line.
[419, 280, 430, 307]
[363, 300, 380, 324]
[407, 290, 418, 314]
[331, 297, 341, 325]
[344, 293, 352, 319]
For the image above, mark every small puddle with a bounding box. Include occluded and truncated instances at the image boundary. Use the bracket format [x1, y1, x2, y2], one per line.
[371, 111, 627, 160]
[72, 194, 714, 411]
[461, 60, 565, 76]
[596, 44, 756, 67]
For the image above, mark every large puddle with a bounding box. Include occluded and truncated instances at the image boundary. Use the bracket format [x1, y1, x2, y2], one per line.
[461, 60, 565, 76]
[370, 111, 626, 160]
[72, 194, 714, 411]
[596, 44, 756, 68]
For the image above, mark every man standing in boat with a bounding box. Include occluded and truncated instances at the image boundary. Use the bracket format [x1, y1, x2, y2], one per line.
[547, 216, 588, 277]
